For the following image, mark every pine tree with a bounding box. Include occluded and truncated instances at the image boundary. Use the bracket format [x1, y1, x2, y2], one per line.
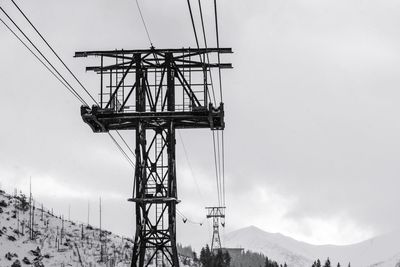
[214, 250, 224, 267]
[324, 258, 331, 267]
[199, 246, 231, 267]
[200, 244, 212, 266]
[308, 259, 322, 267]
[223, 251, 231, 267]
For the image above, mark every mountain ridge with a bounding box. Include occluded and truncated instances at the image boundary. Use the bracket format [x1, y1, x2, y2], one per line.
[225, 225, 400, 267]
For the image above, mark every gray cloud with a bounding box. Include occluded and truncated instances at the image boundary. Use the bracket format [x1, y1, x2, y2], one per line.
[1, 0, 400, 249]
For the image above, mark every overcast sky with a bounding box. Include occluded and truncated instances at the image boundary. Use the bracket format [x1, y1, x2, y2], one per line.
[1, 0, 400, 252]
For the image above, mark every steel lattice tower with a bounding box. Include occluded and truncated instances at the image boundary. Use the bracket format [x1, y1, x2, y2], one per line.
[206, 206, 225, 251]
[76, 47, 231, 266]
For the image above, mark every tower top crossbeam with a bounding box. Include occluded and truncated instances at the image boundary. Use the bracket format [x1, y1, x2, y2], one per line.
[75, 47, 232, 57]
[79, 47, 231, 133]
[75, 47, 232, 72]
[206, 206, 226, 218]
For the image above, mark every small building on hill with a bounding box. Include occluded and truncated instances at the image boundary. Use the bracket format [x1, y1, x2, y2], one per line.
[213, 247, 244, 258]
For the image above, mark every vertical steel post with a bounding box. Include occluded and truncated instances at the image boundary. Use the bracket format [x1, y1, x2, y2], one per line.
[100, 55, 103, 108]
[204, 66, 208, 107]
[132, 52, 145, 266]
[109, 65, 112, 109]
[166, 52, 179, 266]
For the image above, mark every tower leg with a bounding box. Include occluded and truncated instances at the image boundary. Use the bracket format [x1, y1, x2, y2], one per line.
[130, 52, 180, 267]
[211, 217, 222, 251]
[168, 122, 179, 267]
[131, 123, 180, 266]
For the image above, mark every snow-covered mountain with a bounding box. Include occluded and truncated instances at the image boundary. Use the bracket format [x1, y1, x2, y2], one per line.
[0, 189, 135, 266]
[0, 189, 196, 267]
[225, 226, 400, 267]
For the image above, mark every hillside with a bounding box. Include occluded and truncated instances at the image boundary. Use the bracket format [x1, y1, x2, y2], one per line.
[0, 190, 196, 267]
[225, 226, 400, 267]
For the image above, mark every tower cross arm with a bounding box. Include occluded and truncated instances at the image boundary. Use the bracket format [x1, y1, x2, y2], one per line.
[74, 47, 233, 58]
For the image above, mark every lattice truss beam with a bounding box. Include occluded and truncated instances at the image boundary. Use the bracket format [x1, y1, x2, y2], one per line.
[131, 125, 177, 266]
[76, 48, 232, 132]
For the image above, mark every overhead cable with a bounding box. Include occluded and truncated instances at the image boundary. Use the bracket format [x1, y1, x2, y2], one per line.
[1, 5, 135, 168]
[178, 131, 205, 204]
[108, 132, 136, 168]
[192, 0, 223, 206]
[0, 16, 83, 104]
[213, 0, 226, 206]
[0, 7, 88, 106]
[214, 0, 223, 102]
[212, 132, 222, 207]
[197, 0, 217, 105]
[11, 0, 98, 106]
[135, 0, 153, 46]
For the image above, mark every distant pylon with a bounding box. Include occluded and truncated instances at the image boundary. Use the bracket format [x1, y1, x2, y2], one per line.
[206, 207, 225, 250]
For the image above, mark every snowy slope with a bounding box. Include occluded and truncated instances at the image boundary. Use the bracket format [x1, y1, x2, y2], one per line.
[0, 190, 195, 267]
[225, 226, 400, 267]
[0, 190, 134, 266]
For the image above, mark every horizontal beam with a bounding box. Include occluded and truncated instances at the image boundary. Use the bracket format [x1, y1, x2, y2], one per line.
[75, 47, 233, 58]
[86, 63, 232, 71]
[206, 215, 225, 218]
[128, 197, 180, 204]
[81, 104, 225, 132]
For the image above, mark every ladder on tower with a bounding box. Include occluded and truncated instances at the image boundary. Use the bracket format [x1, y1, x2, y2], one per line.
[182, 52, 193, 111]
[155, 66, 163, 112]
[155, 133, 165, 267]
[114, 56, 124, 111]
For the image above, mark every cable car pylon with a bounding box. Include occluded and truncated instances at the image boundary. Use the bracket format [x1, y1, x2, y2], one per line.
[206, 206, 226, 251]
[76, 47, 232, 266]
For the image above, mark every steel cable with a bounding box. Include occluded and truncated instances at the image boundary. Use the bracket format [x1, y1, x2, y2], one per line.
[11, 0, 98, 106]
[1, 6, 135, 168]
[0, 6, 88, 106]
[0, 16, 83, 104]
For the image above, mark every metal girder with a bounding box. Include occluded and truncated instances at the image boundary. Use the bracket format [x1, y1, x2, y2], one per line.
[74, 47, 232, 57]
[75, 48, 232, 72]
[77, 47, 231, 267]
[86, 63, 232, 72]
[130, 122, 179, 267]
[80, 103, 224, 132]
[206, 206, 226, 218]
